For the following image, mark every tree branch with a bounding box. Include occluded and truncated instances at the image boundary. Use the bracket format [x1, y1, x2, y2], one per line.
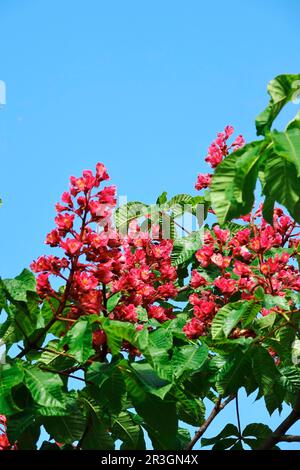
[258, 393, 300, 450]
[278, 435, 300, 443]
[185, 395, 234, 450]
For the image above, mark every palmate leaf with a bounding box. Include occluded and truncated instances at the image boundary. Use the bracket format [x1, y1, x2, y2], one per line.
[262, 150, 300, 223]
[171, 387, 205, 427]
[211, 301, 260, 340]
[256, 73, 300, 136]
[279, 366, 300, 394]
[252, 346, 284, 414]
[114, 201, 149, 235]
[171, 344, 208, 379]
[216, 345, 254, 396]
[272, 128, 300, 175]
[121, 366, 178, 450]
[130, 362, 172, 399]
[24, 366, 65, 409]
[42, 407, 87, 444]
[201, 423, 239, 448]
[242, 423, 273, 449]
[112, 411, 146, 450]
[86, 360, 126, 414]
[6, 409, 42, 449]
[210, 141, 263, 225]
[2, 269, 36, 302]
[171, 231, 203, 266]
[100, 318, 149, 356]
[79, 388, 114, 450]
[0, 362, 24, 414]
[107, 292, 122, 313]
[176, 428, 191, 450]
[60, 317, 94, 363]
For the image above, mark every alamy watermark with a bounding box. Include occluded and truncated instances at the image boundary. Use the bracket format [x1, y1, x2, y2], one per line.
[95, 197, 205, 249]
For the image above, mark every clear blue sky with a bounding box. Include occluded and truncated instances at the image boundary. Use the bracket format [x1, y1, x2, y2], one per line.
[1, 0, 300, 449]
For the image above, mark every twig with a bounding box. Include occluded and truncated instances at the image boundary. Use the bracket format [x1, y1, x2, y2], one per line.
[278, 435, 300, 443]
[102, 283, 108, 316]
[40, 365, 93, 385]
[258, 393, 300, 449]
[185, 395, 234, 450]
[235, 392, 242, 439]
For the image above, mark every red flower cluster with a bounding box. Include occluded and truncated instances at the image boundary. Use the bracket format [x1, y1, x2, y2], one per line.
[183, 206, 300, 339]
[30, 163, 178, 347]
[195, 125, 245, 191]
[0, 415, 15, 450]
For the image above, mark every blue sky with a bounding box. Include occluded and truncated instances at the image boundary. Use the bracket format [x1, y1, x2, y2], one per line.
[1, 0, 300, 449]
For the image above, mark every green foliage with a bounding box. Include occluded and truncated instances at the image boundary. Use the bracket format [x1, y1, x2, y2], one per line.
[210, 73, 300, 224]
[256, 73, 300, 136]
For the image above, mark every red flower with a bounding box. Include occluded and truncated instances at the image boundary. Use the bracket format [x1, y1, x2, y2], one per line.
[74, 272, 98, 291]
[183, 317, 206, 339]
[55, 213, 75, 232]
[190, 270, 207, 288]
[36, 273, 52, 298]
[45, 229, 61, 246]
[214, 276, 237, 294]
[60, 238, 82, 255]
[195, 173, 212, 191]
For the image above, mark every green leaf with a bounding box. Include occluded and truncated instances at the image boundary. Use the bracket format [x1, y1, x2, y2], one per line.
[0, 362, 24, 393]
[3, 269, 36, 302]
[86, 360, 126, 413]
[130, 362, 172, 399]
[136, 306, 148, 322]
[201, 423, 239, 447]
[210, 141, 262, 225]
[252, 346, 284, 414]
[172, 387, 205, 427]
[79, 389, 115, 450]
[114, 201, 149, 235]
[286, 110, 300, 131]
[24, 366, 65, 409]
[262, 196, 275, 225]
[272, 128, 300, 176]
[176, 428, 191, 450]
[263, 294, 290, 310]
[156, 191, 168, 205]
[61, 317, 94, 363]
[6, 410, 38, 446]
[262, 149, 300, 223]
[212, 301, 259, 339]
[0, 363, 24, 414]
[279, 366, 300, 393]
[121, 366, 178, 450]
[107, 292, 122, 313]
[101, 318, 148, 356]
[42, 407, 86, 444]
[112, 411, 146, 450]
[256, 73, 300, 136]
[171, 231, 202, 266]
[171, 344, 208, 378]
[216, 346, 253, 395]
[242, 423, 272, 449]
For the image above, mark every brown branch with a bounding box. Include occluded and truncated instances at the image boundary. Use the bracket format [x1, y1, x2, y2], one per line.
[186, 395, 234, 450]
[258, 393, 300, 450]
[40, 365, 93, 385]
[278, 435, 300, 443]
